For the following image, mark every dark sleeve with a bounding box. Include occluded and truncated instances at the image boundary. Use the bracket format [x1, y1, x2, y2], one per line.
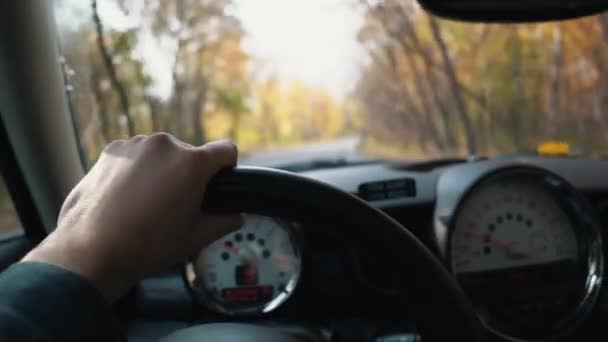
[0, 262, 126, 342]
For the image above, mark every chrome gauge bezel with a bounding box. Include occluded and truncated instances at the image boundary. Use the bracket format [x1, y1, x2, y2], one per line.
[439, 166, 603, 341]
[185, 215, 302, 316]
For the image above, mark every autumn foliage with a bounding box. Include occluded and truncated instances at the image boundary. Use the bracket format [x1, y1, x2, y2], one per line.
[55, 0, 608, 163]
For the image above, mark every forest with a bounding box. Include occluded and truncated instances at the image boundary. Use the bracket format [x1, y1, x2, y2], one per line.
[2, 0, 608, 234]
[56, 0, 363, 164]
[54, 0, 608, 162]
[356, 1, 608, 157]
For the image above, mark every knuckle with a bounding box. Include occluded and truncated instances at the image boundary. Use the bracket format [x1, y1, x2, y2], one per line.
[225, 140, 238, 153]
[103, 139, 126, 152]
[190, 147, 212, 166]
[173, 151, 200, 181]
[184, 149, 216, 178]
[148, 132, 174, 146]
[197, 146, 212, 158]
[146, 132, 180, 152]
[108, 139, 126, 146]
[131, 134, 147, 143]
[201, 146, 216, 162]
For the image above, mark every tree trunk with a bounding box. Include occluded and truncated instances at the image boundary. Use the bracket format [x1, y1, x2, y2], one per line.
[229, 111, 241, 143]
[92, 0, 135, 137]
[261, 104, 280, 144]
[404, 39, 458, 152]
[144, 95, 162, 132]
[170, 37, 186, 138]
[90, 69, 112, 142]
[428, 16, 477, 155]
[595, 14, 608, 141]
[191, 80, 208, 145]
[548, 26, 562, 139]
[510, 28, 525, 150]
[383, 44, 444, 151]
[189, 53, 209, 145]
[413, 47, 461, 152]
[384, 7, 457, 152]
[403, 51, 450, 152]
[170, 0, 188, 138]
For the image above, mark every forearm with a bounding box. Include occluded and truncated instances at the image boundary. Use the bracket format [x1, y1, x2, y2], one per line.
[0, 262, 126, 342]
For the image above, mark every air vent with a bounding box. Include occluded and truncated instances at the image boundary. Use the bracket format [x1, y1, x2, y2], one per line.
[358, 178, 416, 201]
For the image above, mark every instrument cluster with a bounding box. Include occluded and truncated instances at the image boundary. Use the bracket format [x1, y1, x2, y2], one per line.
[436, 167, 603, 341]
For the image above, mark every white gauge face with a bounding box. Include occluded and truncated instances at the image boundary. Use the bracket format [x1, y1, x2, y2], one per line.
[190, 215, 301, 315]
[451, 180, 578, 274]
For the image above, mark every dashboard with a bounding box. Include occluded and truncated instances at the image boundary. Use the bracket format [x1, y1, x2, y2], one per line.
[130, 157, 608, 342]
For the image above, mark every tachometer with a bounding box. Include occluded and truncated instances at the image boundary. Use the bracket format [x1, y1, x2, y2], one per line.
[445, 167, 603, 341]
[451, 180, 578, 274]
[186, 215, 301, 315]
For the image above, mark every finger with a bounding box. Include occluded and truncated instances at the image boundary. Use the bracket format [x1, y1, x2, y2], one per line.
[147, 132, 192, 149]
[130, 134, 147, 143]
[168, 134, 193, 148]
[102, 139, 127, 155]
[190, 213, 245, 252]
[194, 140, 238, 176]
[58, 188, 82, 223]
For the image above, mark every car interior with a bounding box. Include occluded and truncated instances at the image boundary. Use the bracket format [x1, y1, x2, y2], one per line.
[3, 0, 608, 341]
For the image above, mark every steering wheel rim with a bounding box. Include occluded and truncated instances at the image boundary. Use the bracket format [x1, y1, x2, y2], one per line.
[201, 166, 486, 342]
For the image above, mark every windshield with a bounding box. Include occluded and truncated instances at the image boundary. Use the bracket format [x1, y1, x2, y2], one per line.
[54, 0, 608, 169]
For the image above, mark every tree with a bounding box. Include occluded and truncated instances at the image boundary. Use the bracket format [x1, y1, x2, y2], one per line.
[55, 0, 354, 159]
[215, 88, 249, 141]
[355, 0, 607, 157]
[427, 16, 477, 154]
[92, 0, 136, 136]
[143, 0, 245, 144]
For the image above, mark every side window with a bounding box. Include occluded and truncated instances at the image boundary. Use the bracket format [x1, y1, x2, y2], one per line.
[0, 176, 22, 237]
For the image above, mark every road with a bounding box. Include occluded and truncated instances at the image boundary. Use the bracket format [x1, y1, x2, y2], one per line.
[240, 135, 364, 167]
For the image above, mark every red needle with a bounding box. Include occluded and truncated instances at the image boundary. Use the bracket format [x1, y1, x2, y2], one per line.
[489, 237, 513, 251]
[466, 225, 513, 251]
[223, 243, 239, 254]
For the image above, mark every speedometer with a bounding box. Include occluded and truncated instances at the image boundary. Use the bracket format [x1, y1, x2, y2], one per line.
[445, 167, 603, 341]
[186, 215, 301, 315]
[452, 180, 578, 274]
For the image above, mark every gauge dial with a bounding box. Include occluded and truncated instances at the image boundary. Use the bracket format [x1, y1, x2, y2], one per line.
[187, 215, 301, 315]
[451, 180, 578, 274]
[444, 169, 604, 341]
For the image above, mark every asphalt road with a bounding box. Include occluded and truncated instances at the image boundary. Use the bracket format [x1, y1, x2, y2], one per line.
[240, 135, 364, 167]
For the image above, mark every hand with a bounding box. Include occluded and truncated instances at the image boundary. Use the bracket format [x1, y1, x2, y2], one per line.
[22, 134, 243, 302]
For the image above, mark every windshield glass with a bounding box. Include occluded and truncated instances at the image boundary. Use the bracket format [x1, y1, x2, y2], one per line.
[54, 0, 608, 168]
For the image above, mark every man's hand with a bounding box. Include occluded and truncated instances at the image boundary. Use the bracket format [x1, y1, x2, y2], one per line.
[23, 134, 243, 302]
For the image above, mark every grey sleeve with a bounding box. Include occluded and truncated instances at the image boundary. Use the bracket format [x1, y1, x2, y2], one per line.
[0, 262, 126, 342]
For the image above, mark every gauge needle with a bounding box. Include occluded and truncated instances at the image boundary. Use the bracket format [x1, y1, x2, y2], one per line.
[272, 253, 296, 272]
[488, 237, 513, 251]
[466, 226, 531, 259]
[466, 225, 513, 251]
[224, 244, 239, 255]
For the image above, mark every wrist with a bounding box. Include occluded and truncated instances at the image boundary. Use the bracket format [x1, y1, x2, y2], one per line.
[22, 231, 132, 303]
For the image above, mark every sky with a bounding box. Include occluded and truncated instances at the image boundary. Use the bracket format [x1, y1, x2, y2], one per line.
[55, 0, 366, 100]
[232, 0, 365, 98]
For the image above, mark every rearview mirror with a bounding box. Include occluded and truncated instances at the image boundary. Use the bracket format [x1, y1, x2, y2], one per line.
[417, 0, 608, 22]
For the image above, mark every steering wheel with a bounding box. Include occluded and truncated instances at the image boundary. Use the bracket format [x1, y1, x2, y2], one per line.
[162, 167, 486, 342]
